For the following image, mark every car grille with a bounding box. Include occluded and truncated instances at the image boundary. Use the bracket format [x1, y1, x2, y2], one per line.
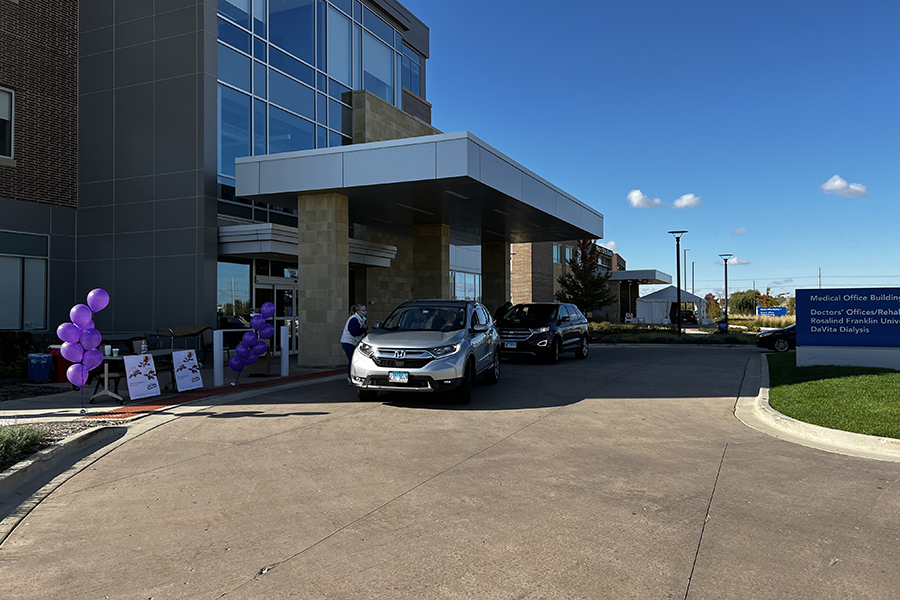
[372, 357, 433, 369]
[368, 377, 430, 388]
[499, 329, 531, 342]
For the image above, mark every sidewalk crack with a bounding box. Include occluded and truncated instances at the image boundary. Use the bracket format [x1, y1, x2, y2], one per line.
[684, 442, 728, 600]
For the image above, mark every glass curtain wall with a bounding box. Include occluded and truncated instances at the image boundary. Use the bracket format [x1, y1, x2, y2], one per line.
[216, 0, 424, 225]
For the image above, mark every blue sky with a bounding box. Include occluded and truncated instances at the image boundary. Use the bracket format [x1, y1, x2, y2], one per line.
[402, 0, 900, 299]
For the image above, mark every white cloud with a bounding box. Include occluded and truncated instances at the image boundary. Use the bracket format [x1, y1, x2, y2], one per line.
[727, 256, 750, 265]
[731, 227, 749, 235]
[673, 193, 702, 209]
[599, 241, 619, 252]
[627, 189, 662, 208]
[821, 174, 868, 198]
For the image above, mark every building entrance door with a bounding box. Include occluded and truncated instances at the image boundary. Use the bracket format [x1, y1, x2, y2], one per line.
[253, 275, 299, 355]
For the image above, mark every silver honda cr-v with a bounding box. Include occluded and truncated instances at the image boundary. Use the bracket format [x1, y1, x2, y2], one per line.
[350, 299, 501, 404]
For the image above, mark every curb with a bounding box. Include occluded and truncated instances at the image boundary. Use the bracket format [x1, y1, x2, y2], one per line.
[0, 426, 127, 500]
[735, 354, 900, 462]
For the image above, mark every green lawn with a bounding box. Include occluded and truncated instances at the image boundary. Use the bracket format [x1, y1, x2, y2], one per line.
[767, 352, 900, 439]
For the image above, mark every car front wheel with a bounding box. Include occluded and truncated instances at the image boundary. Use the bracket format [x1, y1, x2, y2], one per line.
[452, 359, 475, 405]
[357, 389, 378, 401]
[774, 338, 790, 353]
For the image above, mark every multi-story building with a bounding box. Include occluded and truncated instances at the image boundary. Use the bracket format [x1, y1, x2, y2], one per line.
[0, 0, 78, 332]
[3, 0, 606, 366]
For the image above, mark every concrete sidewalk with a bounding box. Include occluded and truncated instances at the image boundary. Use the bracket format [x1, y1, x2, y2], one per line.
[0, 357, 344, 423]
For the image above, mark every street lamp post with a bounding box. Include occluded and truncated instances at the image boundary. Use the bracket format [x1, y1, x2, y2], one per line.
[668, 230, 688, 335]
[719, 254, 733, 330]
[683, 248, 690, 294]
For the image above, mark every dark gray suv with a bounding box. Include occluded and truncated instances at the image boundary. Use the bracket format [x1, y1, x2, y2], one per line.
[496, 302, 590, 363]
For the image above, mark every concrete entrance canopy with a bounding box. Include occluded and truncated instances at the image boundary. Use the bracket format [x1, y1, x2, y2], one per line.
[609, 270, 672, 286]
[608, 270, 673, 324]
[235, 131, 603, 245]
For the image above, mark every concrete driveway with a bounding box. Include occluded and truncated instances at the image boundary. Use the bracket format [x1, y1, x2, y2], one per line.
[1, 346, 898, 599]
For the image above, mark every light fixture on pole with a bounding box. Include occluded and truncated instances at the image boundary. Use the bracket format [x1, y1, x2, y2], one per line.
[719, 254, 733, 330]
[668, 230, 688, 335]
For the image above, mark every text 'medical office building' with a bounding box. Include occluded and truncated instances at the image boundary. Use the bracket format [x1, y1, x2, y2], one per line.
[1, 0, 604, 366]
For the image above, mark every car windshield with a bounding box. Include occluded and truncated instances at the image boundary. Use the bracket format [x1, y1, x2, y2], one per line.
[380, 306, 467, 332]
[502, 304, 558, 325]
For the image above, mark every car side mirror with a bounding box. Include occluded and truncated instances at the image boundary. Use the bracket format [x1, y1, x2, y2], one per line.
[373, 322, 381, 329]
[559, 316, 570, 323]
[472, 323, 489, 333]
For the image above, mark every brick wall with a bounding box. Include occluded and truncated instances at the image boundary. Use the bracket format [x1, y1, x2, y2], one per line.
[0, 0, 78, 208]
[510, 243, 532, 304]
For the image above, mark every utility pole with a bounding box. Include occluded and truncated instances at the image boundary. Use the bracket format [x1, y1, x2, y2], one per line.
[691, 262, 695, 295]
[231, 277, 236, 316]
[818, 267, 821, 289]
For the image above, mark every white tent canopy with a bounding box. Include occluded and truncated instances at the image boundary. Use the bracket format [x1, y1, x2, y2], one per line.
[636, 286, 707, 324]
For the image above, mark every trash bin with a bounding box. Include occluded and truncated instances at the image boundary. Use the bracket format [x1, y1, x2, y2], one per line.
[48, 345, 72, 382]
[28, 354, 53, 382]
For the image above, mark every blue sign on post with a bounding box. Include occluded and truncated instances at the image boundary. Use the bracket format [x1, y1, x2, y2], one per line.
[758, 306, 787, 317]
[796, 288, 900, 348]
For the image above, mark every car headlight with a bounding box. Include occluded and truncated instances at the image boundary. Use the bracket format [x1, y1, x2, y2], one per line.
[757, 332, 771, 338]
[429, 343, 460, 357]
[357, 341, 374, 357]
[530, 327, 550, 334]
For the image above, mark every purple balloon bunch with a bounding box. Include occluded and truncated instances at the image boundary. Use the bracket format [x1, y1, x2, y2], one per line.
[228, 302, 276, 376]
[56, 288, 110, 388]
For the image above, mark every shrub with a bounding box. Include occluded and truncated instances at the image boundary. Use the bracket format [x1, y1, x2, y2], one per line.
[0, 332, 34, 379]
[0, 424, 51, 471]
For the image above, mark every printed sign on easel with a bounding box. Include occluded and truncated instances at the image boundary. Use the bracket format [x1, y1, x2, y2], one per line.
[123, 354, 161, 400]
[172, 350, 203, 392]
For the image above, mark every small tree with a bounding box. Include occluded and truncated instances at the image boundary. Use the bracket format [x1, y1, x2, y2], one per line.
[705, 293, 720, 318]
[729, 289, 761, 316]
[555, 239, 615, 316]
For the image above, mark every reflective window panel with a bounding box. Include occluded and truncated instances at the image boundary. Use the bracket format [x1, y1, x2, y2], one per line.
[269, 70, 314, 120]
[218, 84, 251, 177]
[327, 5, 351, 85]
[269, 0, 314, 65]
[218, 43, 252, 92]
[219, 0, 250, 29]
[218, 17, 251, 53]
[269, 106, 315, 154]
[363, 31, 392, 103]
[269, 46, 314, 86]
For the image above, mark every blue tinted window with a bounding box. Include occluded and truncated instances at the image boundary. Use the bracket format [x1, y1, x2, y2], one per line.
[316, 125, 327, 148]
[327, 5, 351, 85]
[218, 85, 251, 177]
[269, 70, 314, 119]
[269, 47, 314, 86]
[252, 0, 266, 36]
[218, 43, 251, 91]
[254, 37, 266, 60]
[353, 0, 361, 21]
[269, 106, 314, 154]
[317, 72, 327, 92]
[316, 0, 325, 69]
[363, 31, 392, 103]
[394, 30, 402, 50]
[316, 92, 327, 125]
[328, 78, 350, 102]
[328, 129, 349, 148]
[218, 17, 251, 53]
[363, 6, 392, 44]
[352, 23, 361, 89]
[269, 0, 314, 65]
[219, 0, 250, 29]
[253, 99, 266, 154]
[328, 98, 351, 135]
[331, 0, 351, 15]
[254, 61, 266, 98]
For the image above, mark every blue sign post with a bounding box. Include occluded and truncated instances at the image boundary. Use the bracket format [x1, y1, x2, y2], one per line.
[796, 288, 900, 348]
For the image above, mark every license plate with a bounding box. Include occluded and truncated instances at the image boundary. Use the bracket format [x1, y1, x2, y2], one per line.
[389, 371, 409, 383]
[503, 342, 517, 349]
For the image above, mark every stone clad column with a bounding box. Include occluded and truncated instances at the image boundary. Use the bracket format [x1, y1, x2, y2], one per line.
[412, 224, 450, 300]
[482, 241, 511, 315]
[297, 192, 349, 366]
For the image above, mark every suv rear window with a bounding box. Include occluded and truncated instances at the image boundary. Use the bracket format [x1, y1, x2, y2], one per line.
[381, 306, 467, 332]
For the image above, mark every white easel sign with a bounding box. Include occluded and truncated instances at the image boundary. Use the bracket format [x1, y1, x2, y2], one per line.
[172, 350, 203, 392]
[123, 354, 161, 400]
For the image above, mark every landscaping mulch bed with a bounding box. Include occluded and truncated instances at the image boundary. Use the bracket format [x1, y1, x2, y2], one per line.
[0, 379, 69, 403]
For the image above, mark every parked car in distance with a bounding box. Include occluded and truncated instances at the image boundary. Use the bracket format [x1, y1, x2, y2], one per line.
[350, 299, 500, 404]
[679, 309, 698, 325]
[756, 323, 796, 352]
[496, 302, 589, 364]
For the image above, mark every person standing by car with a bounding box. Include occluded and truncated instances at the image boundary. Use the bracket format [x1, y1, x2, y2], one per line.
[341, 304, 367, 382]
